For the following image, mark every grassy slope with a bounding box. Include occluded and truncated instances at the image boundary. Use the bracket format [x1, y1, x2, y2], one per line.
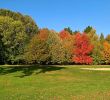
[0, 65, 110, 100]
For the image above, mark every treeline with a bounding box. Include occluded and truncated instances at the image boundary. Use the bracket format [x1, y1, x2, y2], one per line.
[0, 9, 110, 65]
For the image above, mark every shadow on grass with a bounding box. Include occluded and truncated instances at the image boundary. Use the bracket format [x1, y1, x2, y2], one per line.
[0, 65, 65, 78]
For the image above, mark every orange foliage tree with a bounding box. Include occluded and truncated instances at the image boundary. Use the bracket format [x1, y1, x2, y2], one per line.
[59, 30, 74, 63]
[24, 28, 49, 64]
[102, 41, 110, 64]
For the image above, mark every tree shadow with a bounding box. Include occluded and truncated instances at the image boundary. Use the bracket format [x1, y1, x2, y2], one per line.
[0, 65, 66, 78]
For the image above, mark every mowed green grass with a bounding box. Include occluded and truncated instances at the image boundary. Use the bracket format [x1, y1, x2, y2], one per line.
[0, 65, 110, 100]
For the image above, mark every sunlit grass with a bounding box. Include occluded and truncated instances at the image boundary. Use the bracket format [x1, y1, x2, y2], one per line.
[0, 65, 110, 100]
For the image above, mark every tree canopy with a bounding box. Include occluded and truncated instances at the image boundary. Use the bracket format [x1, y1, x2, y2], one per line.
[0, 9, 110, 65]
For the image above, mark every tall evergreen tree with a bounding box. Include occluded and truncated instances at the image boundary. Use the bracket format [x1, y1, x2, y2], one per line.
[84, 26, 93, 33]
[100, 33, 105, 43]
[64, 27, 73, 35]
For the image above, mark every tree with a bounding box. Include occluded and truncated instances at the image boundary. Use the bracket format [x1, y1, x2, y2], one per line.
[100, 33, 105, 43]
[59, 30, 71, 39]
[102, 41, 110, 64]
[91, 41, 104, 64]
[72, 33, 93, 64]
[58, 30, 74, 64]
[24, 29, 50, 64]
[50, 43, 66, 64]
[0, 35, 6, 64]
[105, 34, 110, 43]
[24, 29, 74, 64]
[64, 27, 73, 35]
[46, 30, 63, 64]
[0, 9, 39, 37]
[25, 29, 75, 64]
[85, 28, 103, 64]
[73, 30, 80, 35]
[84, 26, 93, 33]
[0, 16, 28, 64]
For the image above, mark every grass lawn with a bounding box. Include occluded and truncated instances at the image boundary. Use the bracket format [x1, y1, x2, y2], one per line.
[0, 65, 110, 100]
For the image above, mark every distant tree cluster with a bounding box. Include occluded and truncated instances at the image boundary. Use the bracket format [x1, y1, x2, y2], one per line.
[0, 9, 110, 65]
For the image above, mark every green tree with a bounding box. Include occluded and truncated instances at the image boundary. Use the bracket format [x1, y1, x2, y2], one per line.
[0, 35, 6, 64]
[91, 41, 104, 64]
[100, 33, 105, 43]
[0, 9, 39, 37]
[48, 31, 68, 64]
[73, 30, 80, 34]
[84, 26, 93, 33]
[86, 29, 103, 64]
[0, 16, 28, 64]
[64, 27, 73, 35]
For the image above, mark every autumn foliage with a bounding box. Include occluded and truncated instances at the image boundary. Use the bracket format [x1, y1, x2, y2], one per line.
[102, 41, 110, 64]
[59, 30, 74, 63]
[1, 9, 110, 65]
[38, 29, 49, 40]
[72, 33, 93, 64]
[59, 30, 71, 40]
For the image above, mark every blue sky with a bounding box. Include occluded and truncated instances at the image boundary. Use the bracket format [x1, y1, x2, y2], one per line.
[0, 0, 110, 36]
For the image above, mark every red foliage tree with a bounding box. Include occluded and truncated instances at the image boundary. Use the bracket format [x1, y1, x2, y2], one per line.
[59, 30, 71, 40]
[72, 33, 93, 64]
